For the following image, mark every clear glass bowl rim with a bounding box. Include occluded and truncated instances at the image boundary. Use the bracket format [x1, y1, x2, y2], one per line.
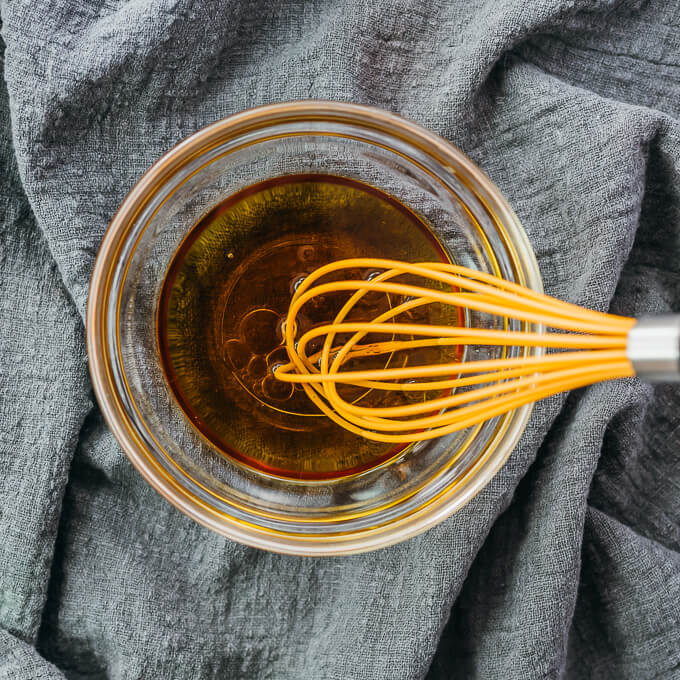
[86, 100, 543, 555]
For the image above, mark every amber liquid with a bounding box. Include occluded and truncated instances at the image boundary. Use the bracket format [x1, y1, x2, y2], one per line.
[158, 174, 460, 479]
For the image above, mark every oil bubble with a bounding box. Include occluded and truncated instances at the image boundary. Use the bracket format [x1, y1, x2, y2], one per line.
[224, 339, 250, 370]
[297, 245, 316, 262]
[262, 374, 294, 402]
[239, 308, 280, 354]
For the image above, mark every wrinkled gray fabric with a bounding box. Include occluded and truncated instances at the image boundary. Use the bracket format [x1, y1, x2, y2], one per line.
[1, 1, 679, 678]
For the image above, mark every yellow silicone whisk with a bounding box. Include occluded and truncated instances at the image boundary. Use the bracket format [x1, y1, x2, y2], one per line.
[273, 258, 679, 443]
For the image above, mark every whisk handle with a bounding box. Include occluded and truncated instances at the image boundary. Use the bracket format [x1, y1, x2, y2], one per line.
[627, 315, 680, 382]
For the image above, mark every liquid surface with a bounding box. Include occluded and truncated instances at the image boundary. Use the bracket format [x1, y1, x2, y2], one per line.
[158, 174, 459, 479]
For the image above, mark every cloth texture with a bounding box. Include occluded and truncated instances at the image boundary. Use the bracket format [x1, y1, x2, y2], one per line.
[1, 0, 680, 678]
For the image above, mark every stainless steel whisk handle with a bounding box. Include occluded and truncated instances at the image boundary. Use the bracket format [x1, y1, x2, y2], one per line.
[627, 315, 680, 381]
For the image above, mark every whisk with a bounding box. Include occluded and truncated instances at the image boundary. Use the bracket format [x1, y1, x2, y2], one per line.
[273, 258, 680, 443]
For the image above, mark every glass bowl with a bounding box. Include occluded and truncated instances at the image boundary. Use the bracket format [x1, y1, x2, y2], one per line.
[87, 101, 542, 555]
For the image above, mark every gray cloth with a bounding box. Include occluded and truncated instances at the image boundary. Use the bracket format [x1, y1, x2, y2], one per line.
[1, 0, 679, 678]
